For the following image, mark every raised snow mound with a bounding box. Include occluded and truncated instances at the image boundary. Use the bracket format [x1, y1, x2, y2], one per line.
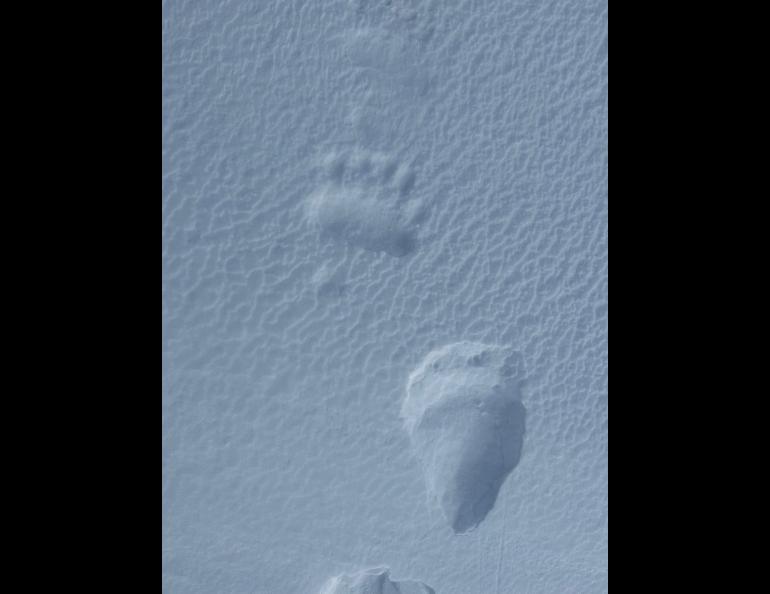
[401, 342, 526, 533]
[320, 567, 435, 594]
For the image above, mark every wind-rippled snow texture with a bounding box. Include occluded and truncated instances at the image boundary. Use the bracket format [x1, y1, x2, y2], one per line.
[163, 0, 608, 591]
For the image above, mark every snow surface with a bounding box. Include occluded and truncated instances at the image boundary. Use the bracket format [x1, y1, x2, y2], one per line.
[162, 0, 608, 592]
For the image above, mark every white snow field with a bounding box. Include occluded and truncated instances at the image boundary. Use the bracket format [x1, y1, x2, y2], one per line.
[162, 0, 608, 593]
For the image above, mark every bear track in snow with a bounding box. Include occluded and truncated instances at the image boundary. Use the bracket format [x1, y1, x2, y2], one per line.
[402, 341, 526, 533]
[305, 148, 425, 257]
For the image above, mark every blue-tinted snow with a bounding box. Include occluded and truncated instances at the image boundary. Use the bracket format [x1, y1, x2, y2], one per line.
[162, 0, 608, 592]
